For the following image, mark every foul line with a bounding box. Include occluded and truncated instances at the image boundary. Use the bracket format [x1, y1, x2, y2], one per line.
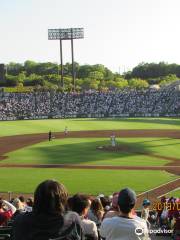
[137, 178, 180, 197]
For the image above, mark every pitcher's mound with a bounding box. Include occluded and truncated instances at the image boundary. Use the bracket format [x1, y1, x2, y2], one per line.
[96, 145, 132, 152]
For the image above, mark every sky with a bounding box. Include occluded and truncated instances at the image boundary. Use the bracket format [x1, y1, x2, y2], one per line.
[0, 0, 180, 73]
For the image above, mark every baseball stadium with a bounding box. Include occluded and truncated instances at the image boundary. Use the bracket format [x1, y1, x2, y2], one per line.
[0, 89, 179, 203]
[1, 1, 180, 238]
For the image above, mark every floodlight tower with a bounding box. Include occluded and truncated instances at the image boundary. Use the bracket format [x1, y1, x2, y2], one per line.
[48, 28, 84, 91]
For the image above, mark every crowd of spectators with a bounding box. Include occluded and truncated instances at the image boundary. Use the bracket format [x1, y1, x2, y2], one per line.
[0, 86, 180, 120]
[0, 180, 179, 239]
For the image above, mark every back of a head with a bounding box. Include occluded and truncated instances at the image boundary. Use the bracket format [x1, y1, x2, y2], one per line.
[91, 198, 103, 213]
[118, 188, 136, 214]
[19, 195, 25, 203]
[26, 197, 34, 207]
[71, 194, 90, 215]
[33, 179, 68, 215]
[13, 198, 23, 210]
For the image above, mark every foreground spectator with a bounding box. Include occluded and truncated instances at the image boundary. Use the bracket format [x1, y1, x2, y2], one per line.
[88, 198, 104, 226]
[12, 179, 83, 240]
[100, 188, 150, 240]
[71, 194, 98, 240]
[0, 198, 16, 226]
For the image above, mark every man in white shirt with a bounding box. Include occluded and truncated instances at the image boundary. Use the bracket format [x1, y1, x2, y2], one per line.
[71, 194, 98, 240]
[100, 188, 150, 240]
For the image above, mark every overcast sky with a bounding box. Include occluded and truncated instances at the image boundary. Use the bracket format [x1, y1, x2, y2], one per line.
[0, 0, 180, 72]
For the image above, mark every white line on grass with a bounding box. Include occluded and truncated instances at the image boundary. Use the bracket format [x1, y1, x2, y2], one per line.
[137, 178, 180, 197]
[158, 187, 180, 198]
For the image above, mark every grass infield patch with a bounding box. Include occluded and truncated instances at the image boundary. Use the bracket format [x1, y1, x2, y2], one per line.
[4, 138, 180, 166]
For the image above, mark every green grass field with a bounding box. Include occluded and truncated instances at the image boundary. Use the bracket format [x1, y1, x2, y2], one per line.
[3, 137, 180, 166]
[0, 117, 180, 137]
[0, 168, 177, 195]
[0, 118, 179, 197]
[166, 188, 180, 198]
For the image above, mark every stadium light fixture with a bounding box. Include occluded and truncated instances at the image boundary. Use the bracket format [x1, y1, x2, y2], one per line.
[48, 28, 84, 90]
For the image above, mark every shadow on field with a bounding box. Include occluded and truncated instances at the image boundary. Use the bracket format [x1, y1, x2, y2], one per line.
[9, 139, 167, 165]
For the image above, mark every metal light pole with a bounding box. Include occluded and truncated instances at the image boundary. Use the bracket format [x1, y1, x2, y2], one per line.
[48, 28, 84, 92]
[59, 39, 63, 88]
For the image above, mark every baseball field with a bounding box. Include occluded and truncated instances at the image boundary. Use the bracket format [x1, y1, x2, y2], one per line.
[0, 117, 179, 204]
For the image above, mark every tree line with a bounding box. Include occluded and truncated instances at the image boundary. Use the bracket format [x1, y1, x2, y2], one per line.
[0, 61, 179, 92]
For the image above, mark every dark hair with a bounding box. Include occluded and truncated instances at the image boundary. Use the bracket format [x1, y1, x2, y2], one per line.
[71, 194, 90, 215]
[91, 198, 103, 216]
[118, 188, 136, 214]
[118, 204, 135, 214]
[26, 197, 34, 207]
[19, 196, 25, 203]
[33, 180, 68, 215]
[100, 196, 111, 209]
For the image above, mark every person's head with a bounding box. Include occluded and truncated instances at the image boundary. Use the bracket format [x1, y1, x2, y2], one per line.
[91, 198, 104, 213]
[12, 198, 24, 210]
[160, 196, 166, 203]
[99, 196, 111, 210]
[142, 199, 150, 208]
[19, 196, 25, 204]
[111, 192, 119, 211]
[33, 179, 68, 215]
[71, 194, 90, 216]
[118, 188, 136, 214]
[26, 197, 34, 207]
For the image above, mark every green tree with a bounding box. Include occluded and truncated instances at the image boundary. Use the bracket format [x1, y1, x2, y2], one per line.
[7, 62, 23, 75]
[88, 71, 104, 80]
[128, 78, 149, 89]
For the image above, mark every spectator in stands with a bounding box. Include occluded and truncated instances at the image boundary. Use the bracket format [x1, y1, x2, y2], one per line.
[99, 195, 111, 212]
[11, 198, 24, 220]
[0, 198, 16, 226]
[12, 179, 83, 240]
[172, 199, 180, 239]
[88, 198, 104, 227]
[70, 194, 98, 240]
[0, 85, 179, 120]
[103, 192, 120, 219]
[18, 196, 26, 211]
[100, 188, 150, 240]
[24, 197, 33, 212]
[141, 199, 151, 229]
[156, 196, 167, 227]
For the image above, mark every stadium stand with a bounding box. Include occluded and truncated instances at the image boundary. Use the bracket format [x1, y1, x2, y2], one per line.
[0, 180, 179, 240]
[0, 85, 180, 121]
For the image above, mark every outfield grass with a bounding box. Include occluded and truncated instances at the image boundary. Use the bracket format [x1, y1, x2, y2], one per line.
[0, 168, 177, 195]
[166, 188, 180, 198]
[0, 117, 180, 137]
[3, 138, 180, 166]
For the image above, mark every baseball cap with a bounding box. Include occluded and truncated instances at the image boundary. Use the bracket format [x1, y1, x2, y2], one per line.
[142, 199, 150, 206]
[118, 188, 136, 207]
